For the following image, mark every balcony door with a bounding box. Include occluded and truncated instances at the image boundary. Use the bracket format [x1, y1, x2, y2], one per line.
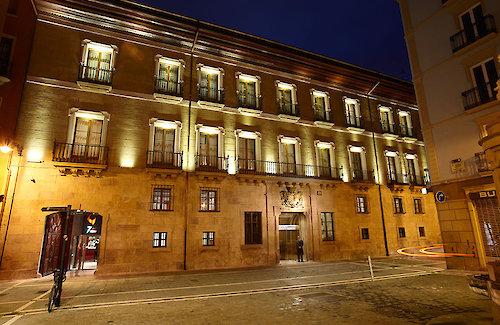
[386, 156, 397, 182]
[73, 117, 103, 159]
[278, 87, 293, 113]
[200, 70, 219, 101]
[318, 147, 331, 177]
[399, 113, 412, 136]
[460, 4, 484, 43]
[472, 59, 498, 103]
[282, 143, 296, 174]
[313, 94, 327, 120]
[238, 137, 256, 171]
[199, 133, 218, 167]
[345, 99, 360, 127]
[380, 109, 393, 133]
[85, 49, 112, 83]
[158, 60, 179, 94]
[153, 128, 175, 165]
[351, 151, 363, 180]
[407, 158, 417, 182]
[238, 79, 257, 108]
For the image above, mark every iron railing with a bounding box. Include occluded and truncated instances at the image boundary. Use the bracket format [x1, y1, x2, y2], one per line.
[314, 109, 330, 122]
[278, 100, 299, 116]
[199, 87, 224, 104]
[351, 169, 375, 182]
[450, 15, 496, 53]
[387, 172, 409, 185]
[78, 64, 113, 85]
[399, 125, 415, 138]
[236, 158, 342, 180]
[346, 115, 363, 129]
[146, 151, 182, 169]
[381, 121, 396, 134]
[475, 152, 490, 173]
[195, 155, 227, 172]
[155, 78, 183, 97]
[53, 141, 108, 165]
[238, 92, 260, 110]
[462, 81, 498, 110]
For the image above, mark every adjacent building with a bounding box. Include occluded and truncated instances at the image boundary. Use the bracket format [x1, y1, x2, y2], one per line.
[0, 0, 441, 279]
[399, 0, 500, 270]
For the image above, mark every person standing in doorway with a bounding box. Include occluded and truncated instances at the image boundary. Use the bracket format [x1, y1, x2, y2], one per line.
[296, 235, 304, 262]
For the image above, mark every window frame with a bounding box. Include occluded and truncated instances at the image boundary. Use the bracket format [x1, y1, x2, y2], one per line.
[150, 186, 173, 211]
[398, 227, 406, 238]
[321, 212, 335, 241]
[414, 198, 424, 214]
[355, 195, 369, 214]
[200, 188, 219, 212]
[202, 231, 215, 246]
[236, 73, 261, 109]
[361, 228, 370, 240]
[244, 211, 262, 245]
[0, 35, 15, 76]
[152, 232, 167, 248]
[393, 197, 405, 214]
[418, 227, 426, 238]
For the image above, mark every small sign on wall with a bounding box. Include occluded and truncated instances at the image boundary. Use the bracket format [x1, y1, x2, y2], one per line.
[450, 158, 465, 173]
[279, 225, 299, 231]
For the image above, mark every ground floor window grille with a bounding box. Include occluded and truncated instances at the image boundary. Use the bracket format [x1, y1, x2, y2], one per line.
[245, 212, 262, 244]
[470, 193, 500, 257]
[203, 232, 215, 246]
[153, 232, 167, 247]
[321, 212, 334, 241]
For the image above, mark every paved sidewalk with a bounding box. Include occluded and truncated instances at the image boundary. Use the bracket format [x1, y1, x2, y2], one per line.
[0, 257, 497, 324]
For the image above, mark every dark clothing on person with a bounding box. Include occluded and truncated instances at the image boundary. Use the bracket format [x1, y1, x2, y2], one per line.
[296, 239, 304, 262]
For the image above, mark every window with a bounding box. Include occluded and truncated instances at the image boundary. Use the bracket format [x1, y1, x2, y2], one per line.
[0, 37, 14, 76]
[153, 232, 167, 248]
[203, 232, 215, 246]
[199, 66, 223, 103]
[7, 0, 19, 15]
[405, 154, 419, 184]
[238, 137, 256, 171]
[361, 228, 370, 240]
[379, 106, 394, 133]
[418, 227, 426, 237]
[344, 97, 362, 128]
[398, 111, 413, 137]
[312, 90, 330, 122]
[315, 142, 336, 178]
[469, 58, 498, 107]
[356, 196, 368, 213]
[151, 187, 172, 211]
[155, 57, 182, 96]
[80, 40, 117, 85]
[385, 151, 402, 184]
[277, 82, 297, 116]
[348, 146, 368, 181]
[394, 197, 404, 214]
[321, 212, 334, 241]
[398, 227, 406, 238]
[278, 136, 301, 175]
[200, 189, 218, 212]
[147, 120, 182, 168]
[196, 125, 225, 170]
[237, 74, 260, 110]
[244, 212, 262, 244]
[414, 198, 424, 214]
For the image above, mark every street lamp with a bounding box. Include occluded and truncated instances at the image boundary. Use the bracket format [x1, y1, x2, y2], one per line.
[0, 142, 23, 156]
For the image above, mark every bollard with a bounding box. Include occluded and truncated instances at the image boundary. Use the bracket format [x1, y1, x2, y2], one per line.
[368, 255, 374, 281]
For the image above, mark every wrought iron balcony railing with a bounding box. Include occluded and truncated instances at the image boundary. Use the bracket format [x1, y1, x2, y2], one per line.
[314, 109, 330, 122]
[475, 152, 490, 173]
[381, 121, 396, 134]
[238, 92, 260, 110]
[155, 78, 183, 97]
[199, 87, 224, 104]
[236, 158, 343, 180]
[387, 172, 409, 185]
[78, 64, 113, 85]
[462, 81, 498, 110]
[278, 100, 299, 117]
[346, 115, 364, 129]
[408, 174, 426, 186]
[350, 169, 375, 182]
[450, 14, 496, 53]
[195, 155, 227, 172]
[399, 125, 415, 138]
[53, 141, 108, 165]
[146, 151, 182, 169]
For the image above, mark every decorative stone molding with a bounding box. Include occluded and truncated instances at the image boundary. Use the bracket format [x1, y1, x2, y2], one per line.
[280, 185, 304, 209]
[57, 166, 104, 177]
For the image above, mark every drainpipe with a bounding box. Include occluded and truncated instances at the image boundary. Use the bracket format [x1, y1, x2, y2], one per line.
[366, 80, 389, 256]
[264, 181, 269, 265]
[183, 21, 200, 271]
[0, 157, 20, 266]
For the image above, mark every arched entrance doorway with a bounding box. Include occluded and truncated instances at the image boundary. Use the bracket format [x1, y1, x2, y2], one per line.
[279, 212, 307, 261]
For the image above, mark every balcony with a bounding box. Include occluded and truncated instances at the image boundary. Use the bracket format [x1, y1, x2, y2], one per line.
[277, 100, 300, 121]
[450, 15, 496, 53]
[236, 158, 343, 180]
[53, 142, 108, 165]
[475, 152, 491, 173]
[198, 87, 224, 105]
[314, 109, 330, 122]
[238, 92, 260, 110]
[78, 64, 113, 86]
[146, 151, 182, 169]
[462, 81, 498, 110]
[345, 115, 364, 133]
[408, 174, 426, 187]
[381, 121, 397, 134]
[195, 155, 227, 172]
[155, 78, 183, 98]
[399, 125, 416, 139]
[387, 172, 409, 185]
[351, 169, 374, 183]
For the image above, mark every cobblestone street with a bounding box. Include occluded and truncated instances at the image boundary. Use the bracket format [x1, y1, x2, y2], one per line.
[0, 257, 497, 324]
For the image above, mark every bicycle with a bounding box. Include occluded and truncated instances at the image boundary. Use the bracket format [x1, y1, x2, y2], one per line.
[47, 269, 66, 313]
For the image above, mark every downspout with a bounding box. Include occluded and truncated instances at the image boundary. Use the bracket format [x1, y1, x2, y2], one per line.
[264, 181, 269, 265]
[0, 159, 20, 266]
[183, 21, 200, 271]
[366, 80, 389, 256]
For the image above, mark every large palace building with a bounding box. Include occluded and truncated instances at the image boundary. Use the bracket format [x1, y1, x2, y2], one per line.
[0, 0, 442, 278]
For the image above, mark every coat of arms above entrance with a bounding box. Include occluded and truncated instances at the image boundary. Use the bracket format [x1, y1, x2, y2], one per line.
[280, 186, 304, 209]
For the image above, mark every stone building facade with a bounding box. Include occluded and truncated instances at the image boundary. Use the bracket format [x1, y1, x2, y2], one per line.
[0, 0, 442, 279]
[399, 0, 500, 270]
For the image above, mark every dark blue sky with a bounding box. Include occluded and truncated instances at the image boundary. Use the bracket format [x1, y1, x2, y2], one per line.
[138, 0, 412, 81]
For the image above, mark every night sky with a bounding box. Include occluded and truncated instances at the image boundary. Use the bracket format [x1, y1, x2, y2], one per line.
[137, 0, 412, 81]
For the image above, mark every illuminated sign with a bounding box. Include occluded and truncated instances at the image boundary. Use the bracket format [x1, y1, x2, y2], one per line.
[82, 214, 102, 235]
[435, 191, 446, 203]
[469, 190, 496, 200]
[279, 225, 299, 231]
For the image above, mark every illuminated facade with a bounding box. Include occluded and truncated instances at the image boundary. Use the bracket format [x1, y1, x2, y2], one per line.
[399, 0, 500, 270]
[0, 0, 441, 278]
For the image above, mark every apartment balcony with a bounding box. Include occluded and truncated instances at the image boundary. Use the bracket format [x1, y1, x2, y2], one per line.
[146, 151, 182, 169]
[53, 142, 108, 176]
[387, 172, 409, 185]
[236, 158, 343, 180]
[408, 174, 426, 187]
[345, 115, 364, 133]
[238, 93, 261, 115]
[462, 81, 498, 110]
[198, 87, 224, 106]
[154, 78, 183, 98]
[277, 101, 300, 122]
[381, 122, 398, 139]
[350, 169, 375, 183]
[195, 155, 227, 172]
[78, 64, 113, 87]
[399, 125, 417, 139]
[450, 14, 496, 53]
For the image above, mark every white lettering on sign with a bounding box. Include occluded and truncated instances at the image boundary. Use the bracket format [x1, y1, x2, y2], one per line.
[279, 225, 299, 231]
[479, 190, 496, 198]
